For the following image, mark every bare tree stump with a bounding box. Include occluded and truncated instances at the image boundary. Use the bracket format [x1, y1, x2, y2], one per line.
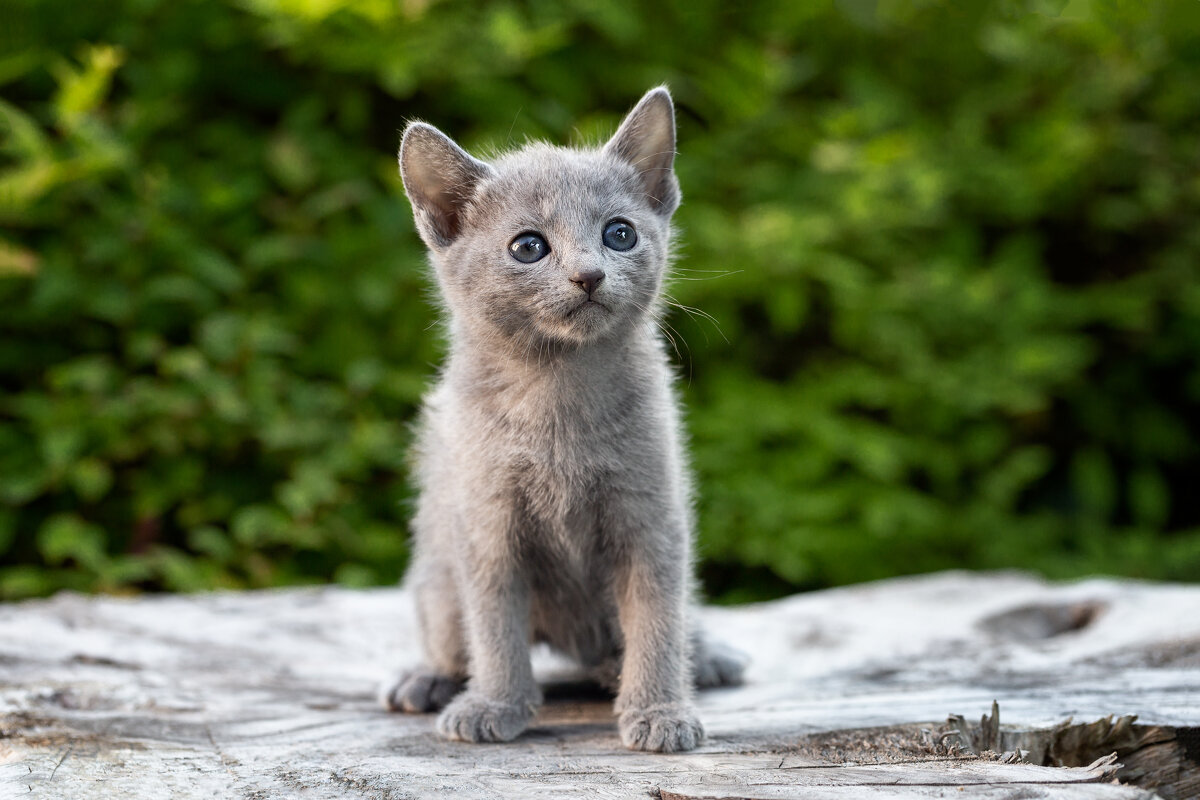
[1, 571, 1197, 798]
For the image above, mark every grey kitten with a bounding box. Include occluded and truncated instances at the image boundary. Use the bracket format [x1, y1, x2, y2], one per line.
[380, 87, 745, 753]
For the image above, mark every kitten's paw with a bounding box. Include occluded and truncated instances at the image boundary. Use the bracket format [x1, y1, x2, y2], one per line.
[618, 704, 705, 752]
[693, 640, 749, 689]
[435, 692, 535, 743]
[379, 668, 464, 713]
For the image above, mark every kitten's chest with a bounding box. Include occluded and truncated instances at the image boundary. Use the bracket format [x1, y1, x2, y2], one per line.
[484, 365, 643, 447]
[475, 376, 654, 519]
[498, 395, 629, 504]
[433, 352, 674, 531]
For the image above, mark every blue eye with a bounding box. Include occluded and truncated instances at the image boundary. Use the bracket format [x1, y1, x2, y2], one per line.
[510, 232, 549, 263]
[602, 220, 637, 251]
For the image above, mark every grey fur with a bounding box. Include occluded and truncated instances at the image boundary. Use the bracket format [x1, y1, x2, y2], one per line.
[381, 87, 746, 753]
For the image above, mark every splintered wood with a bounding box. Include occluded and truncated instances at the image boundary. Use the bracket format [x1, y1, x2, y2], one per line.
[1, 571, 1198, 799]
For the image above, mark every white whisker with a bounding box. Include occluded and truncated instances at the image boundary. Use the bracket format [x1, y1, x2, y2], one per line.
[662, 293, 729, 345]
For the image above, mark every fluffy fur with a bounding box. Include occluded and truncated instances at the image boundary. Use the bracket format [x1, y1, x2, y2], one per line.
[380, 87, 745, 753]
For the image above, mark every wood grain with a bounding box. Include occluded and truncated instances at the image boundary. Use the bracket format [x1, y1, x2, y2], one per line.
[1, 571, 1197, 798]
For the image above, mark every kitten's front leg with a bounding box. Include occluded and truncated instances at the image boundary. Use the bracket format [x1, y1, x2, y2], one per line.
[612, 512, 704, 753]
[435, 527, 540, 743]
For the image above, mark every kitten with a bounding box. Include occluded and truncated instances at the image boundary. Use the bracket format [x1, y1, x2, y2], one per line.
[380, 87, 745, 752]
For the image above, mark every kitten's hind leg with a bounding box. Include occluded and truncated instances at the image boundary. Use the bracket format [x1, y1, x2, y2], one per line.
[380, 668, 463, 712]
[588, 629, 747, 695]
[380, 556, 468, 713]
[691, 627, 748, 689]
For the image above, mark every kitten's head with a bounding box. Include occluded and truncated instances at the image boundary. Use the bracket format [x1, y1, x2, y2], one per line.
[399, 87, 679, 350]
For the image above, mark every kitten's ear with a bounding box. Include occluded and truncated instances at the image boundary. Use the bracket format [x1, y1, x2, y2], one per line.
[400, 122, 495, 249]
[603, 86, 680, 218]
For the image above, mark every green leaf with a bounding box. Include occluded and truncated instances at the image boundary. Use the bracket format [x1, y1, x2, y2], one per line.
[36, 514, 107, 571]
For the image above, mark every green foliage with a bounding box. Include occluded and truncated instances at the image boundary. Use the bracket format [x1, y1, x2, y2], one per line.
[2, 0, 1199, 600]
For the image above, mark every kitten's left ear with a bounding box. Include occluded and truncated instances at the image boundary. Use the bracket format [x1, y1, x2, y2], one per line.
[603, 86, 680, 218]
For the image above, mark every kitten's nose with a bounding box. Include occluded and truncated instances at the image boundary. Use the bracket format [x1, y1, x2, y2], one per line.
[570, 268, 605, 296]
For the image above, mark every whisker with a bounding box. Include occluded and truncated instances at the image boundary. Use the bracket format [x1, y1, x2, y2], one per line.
[665, 269, 743, 281]
[662, 294, 729, 345]
[629, 297, 692, 382]
[505, 107, 523, 148]
[668, 268, 743, 276]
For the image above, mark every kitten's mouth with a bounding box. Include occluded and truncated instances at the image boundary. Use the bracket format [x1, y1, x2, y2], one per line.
[567, 299, 609, 316]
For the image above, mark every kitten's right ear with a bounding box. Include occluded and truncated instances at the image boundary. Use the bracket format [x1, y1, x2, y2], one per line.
[399, 122, 495, 249]
[603, 87, 679, 218]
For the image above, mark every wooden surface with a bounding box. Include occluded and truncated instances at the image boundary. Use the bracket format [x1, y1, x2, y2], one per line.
[1, 571, 1198, 799]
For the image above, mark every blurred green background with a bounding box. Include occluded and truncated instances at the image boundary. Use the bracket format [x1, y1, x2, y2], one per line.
[2, 0, 1199, 602]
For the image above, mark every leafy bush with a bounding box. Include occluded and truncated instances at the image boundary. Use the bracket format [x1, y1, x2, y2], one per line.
[2, 0, 1199, 600]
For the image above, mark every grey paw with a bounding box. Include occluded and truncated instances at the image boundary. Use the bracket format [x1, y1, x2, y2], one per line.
[693, 640, 748, 689]
[379, 668, 464, 713]
[619, 704, 705, 752]
[435, 692, 535, 743]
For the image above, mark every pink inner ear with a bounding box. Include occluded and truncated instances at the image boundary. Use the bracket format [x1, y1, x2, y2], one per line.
[608, 94, 674, 169]
[401, 124, 493, 246]
[604, 91, 679, 216]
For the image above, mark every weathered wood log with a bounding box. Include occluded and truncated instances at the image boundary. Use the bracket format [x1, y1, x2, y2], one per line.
[1, 571, 1197, 799]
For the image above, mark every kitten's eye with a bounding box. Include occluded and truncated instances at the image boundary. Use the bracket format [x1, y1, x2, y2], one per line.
[509, 232, 549, 263]
[602, 220, 637, 251]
